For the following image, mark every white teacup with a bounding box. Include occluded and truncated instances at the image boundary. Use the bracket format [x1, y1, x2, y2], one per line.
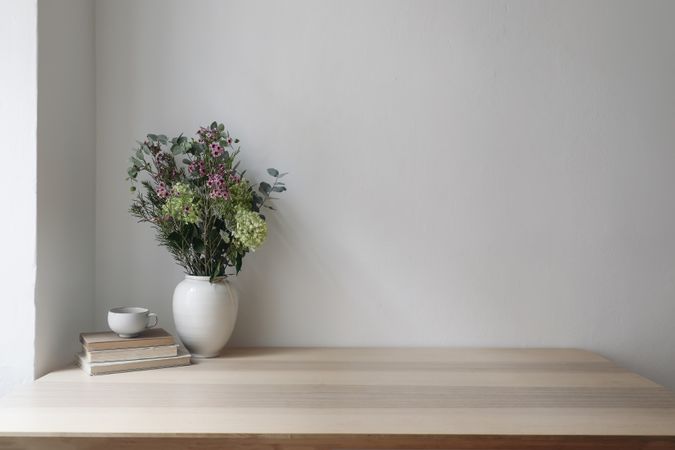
[108, 307, 159, 338]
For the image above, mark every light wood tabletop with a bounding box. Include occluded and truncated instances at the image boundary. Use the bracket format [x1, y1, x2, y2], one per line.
[0, 347, 674, 449]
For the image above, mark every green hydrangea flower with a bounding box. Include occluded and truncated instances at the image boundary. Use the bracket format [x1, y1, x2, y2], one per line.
[232, 208, 267, 250]
[229, 179, 253, 209]
[161, 182, 200, 224]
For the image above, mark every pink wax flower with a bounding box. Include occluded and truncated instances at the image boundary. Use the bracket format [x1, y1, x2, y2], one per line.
[156, 182, 170, 199]
[207, 173, 224, 189]
[210, 143, 224, 157]
[209, 186, 230, 199]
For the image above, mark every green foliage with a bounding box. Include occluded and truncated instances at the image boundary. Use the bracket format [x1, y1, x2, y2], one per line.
[128, 122, 288, 279]
[254, 168, 288, 211]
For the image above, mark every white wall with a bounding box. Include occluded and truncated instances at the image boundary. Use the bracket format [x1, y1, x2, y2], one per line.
[0, 0, 37, 397]
[35, 0, 96, 378]
[95, 0, 675, 388]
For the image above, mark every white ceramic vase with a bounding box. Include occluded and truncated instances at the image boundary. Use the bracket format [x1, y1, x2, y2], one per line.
[172, 275, 238, 358]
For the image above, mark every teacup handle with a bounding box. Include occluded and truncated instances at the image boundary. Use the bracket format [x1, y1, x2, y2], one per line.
[147, 312, 159, 329]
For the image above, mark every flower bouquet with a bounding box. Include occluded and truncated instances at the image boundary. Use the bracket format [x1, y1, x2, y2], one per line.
[127, 121, 286, 281]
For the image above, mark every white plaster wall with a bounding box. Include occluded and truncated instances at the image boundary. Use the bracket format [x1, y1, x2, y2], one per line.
[0, 0, 37, 397]
[95, 1, 675, 388]
[35, 0, 96, 378]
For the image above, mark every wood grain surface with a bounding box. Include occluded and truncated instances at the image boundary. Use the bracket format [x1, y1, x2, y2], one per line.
[0, 347, 674, 449]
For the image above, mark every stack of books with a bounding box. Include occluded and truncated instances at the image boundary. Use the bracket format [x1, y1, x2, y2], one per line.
[77, 328, 191, 375]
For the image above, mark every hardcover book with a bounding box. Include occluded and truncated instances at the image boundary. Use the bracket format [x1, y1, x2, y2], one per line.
[77, 348, 191, 375]
[80, 328, 175, 351]
[84, 344, 179, 363]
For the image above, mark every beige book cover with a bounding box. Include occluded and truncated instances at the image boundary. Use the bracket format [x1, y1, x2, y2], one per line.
[85, 344, 179, 363]
[77, 348, 191, 375]
[80, 328, 175, 351]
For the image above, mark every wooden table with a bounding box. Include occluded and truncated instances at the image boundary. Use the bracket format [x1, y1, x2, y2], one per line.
[1, 348, 674, 449]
